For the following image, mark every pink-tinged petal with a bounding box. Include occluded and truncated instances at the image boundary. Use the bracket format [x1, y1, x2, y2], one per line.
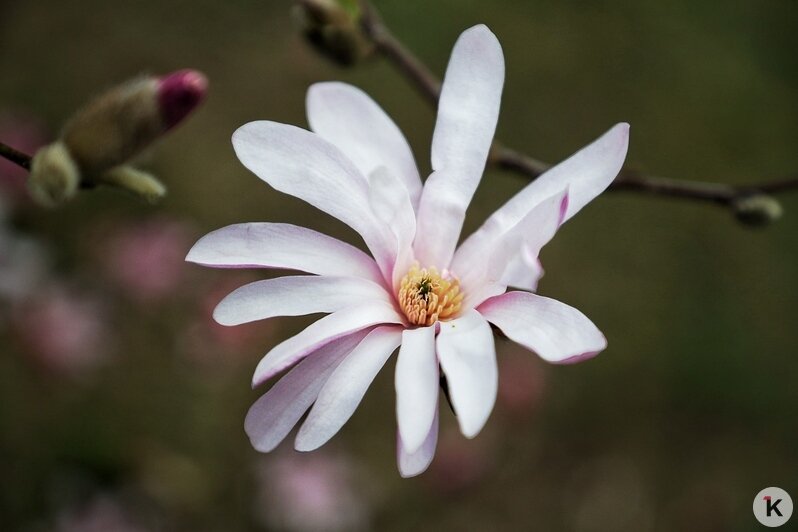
[252, 303, 403, 387]
[232, 121, 393, 270]
[395, 325, 438, 454]
[458, 123, 629, 261]
[307, 82, 422, 209]
[186, 223, 383, 285]
[214, 276, 391, 326]
[368, 166, 417, 290]
[245, 331, 368, 452]
[487, 190, 565, 280]
[414, 25, 505, 268]
[516, 123, 629, 224]
[437, 310, 497, 438]
[453, 124, 627, 294]
[500, 250, 543, 292]
[397, 408, 439, 478]
[456, 190, 567, 309]
[477, 291, 607, 363]
[295, 326, 403, 451]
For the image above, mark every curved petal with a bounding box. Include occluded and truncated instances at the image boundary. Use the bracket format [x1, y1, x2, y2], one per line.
[252, 302, 403, 387]
[397, 408, 439, 478]
[395, 325, 438, 454]
[509, 123, 629, 224]
[455, 123, 629, 271]
[232, 121, 393, 270]
[368, 166, 416, 290]
[414, 25, 505, 268]
[455, 190, 567, 309]
[437, 310, 497, 438]
[186, 223, 383, 285]
[500, 249, 543, 292]
[295, 326, 403, 451]
[244, 331, 368, 452]
[307, 82, 422, 209]
[214, 276, 391, 326]
[477, 291, 607, 363]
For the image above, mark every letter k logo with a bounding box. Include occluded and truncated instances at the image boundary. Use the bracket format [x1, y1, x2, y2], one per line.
[765, 496, 784, 517]
[754, 487, 792, 526]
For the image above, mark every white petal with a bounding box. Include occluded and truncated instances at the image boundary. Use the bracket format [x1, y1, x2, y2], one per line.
[395, 325, 438, 454]
[414, 25, 505, 268]
[214, 276, 391, 326]
[368, 166, 417, 290]
[307, 82, 422, 209]
[186, 222, 383, 285]
[486, 190, 565, 281]
[500, 249, 543, 292]
[244, 331, 368, 452]
[477, 291, 607, 363]
[514, 123, 630, 224]
[252, 302, 403, 387]
[397, 408, 439, 478]
[455, 190, 567, 308]
[437, 310, 497, 438]
[232, 121, 393, 270]
[456, 123, 629, 267]
[295, 326, 403, 451]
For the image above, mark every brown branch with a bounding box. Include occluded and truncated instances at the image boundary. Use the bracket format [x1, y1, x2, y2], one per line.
[359, 0, 440, 106]
[755, 175, 798, 195]
[357, 0, 798, 210]
[0, 141, 32, 170]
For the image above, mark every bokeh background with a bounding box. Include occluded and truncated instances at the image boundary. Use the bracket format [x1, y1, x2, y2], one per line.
[1, 0, 797, 530]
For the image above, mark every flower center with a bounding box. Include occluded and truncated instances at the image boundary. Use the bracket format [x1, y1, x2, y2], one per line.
[398, 264, 463, 326]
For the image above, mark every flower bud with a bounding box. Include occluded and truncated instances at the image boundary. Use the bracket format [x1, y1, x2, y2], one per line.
[292, 0, 369, 66]
[28, 142, 79, 206]
[157, 69, 209, 131]
[28, 70, 206, 206]
[62, 70, 207, 177]
[732, 194, 783, 227]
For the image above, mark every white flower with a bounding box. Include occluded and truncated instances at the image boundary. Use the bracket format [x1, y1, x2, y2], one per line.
[187, 25, 629, 477]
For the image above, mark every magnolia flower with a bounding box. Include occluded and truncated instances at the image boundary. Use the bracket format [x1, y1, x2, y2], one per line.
[187, 25, 629, 477]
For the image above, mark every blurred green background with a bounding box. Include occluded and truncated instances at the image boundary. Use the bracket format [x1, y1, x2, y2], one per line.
[1, 0, 797, 530]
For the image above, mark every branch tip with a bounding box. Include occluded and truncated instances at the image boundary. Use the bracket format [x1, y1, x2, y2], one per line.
[353, 0, 798, 220]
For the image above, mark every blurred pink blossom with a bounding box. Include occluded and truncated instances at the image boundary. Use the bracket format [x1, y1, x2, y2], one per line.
[425, 426, 493, 494]
[178, 273, 275, 369]
[254, 451, 371, 532]
[12, 285, 109, 376]
[55, 494, 150, 532]
[101, 218, 193, 302]
[497, 343, 548, 417]
[0, 226, 49, 305]
[201, 274, 276, 350]
[0, 111, 49, 205]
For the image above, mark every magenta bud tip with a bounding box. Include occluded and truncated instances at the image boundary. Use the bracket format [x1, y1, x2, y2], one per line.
[157, 69, 208, 130]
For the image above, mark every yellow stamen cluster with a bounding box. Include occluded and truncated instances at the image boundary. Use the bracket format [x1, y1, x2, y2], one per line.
[398, 264, 463, 326]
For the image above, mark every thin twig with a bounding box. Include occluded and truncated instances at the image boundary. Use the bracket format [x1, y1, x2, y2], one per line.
[360, 1, 440, 106]
[0, 141, 32, 170]
[358, 0, 798, 207]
